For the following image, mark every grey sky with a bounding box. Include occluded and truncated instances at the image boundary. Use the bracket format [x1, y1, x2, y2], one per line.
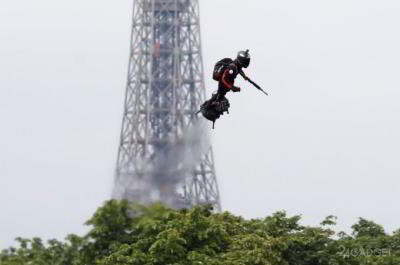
[1, 0, 400, 249]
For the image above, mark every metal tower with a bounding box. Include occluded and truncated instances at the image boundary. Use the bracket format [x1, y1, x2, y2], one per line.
[113, 0, 221, 211]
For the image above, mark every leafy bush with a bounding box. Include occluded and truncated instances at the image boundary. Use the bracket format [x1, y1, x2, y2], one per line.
[1, 200, 399, 265]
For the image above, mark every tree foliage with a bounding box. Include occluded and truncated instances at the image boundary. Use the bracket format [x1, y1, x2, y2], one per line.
[1, 200, 399, 265]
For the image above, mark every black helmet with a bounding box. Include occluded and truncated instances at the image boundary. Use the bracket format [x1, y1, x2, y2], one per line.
[236, 49, 250, 68]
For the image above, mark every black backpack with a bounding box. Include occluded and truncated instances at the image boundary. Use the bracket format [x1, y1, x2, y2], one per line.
[212, 58, 233, 81]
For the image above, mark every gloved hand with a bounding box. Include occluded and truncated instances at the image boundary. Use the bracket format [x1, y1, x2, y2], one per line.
[231, 86, 241, 92]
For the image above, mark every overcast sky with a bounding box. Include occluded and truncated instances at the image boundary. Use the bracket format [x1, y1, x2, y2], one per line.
[1, 0, 400, 249]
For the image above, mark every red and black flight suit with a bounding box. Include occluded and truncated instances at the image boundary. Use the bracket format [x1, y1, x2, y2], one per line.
[216, 62, 242, 100]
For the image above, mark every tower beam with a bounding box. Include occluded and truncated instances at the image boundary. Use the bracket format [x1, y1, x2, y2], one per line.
[113, 0, 221, 211]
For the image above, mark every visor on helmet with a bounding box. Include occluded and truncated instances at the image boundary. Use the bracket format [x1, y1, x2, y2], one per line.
[237, 49, 250, 68]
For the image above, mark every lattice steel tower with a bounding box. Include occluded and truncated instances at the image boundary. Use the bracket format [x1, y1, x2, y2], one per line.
[113, 0, 221, 210]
